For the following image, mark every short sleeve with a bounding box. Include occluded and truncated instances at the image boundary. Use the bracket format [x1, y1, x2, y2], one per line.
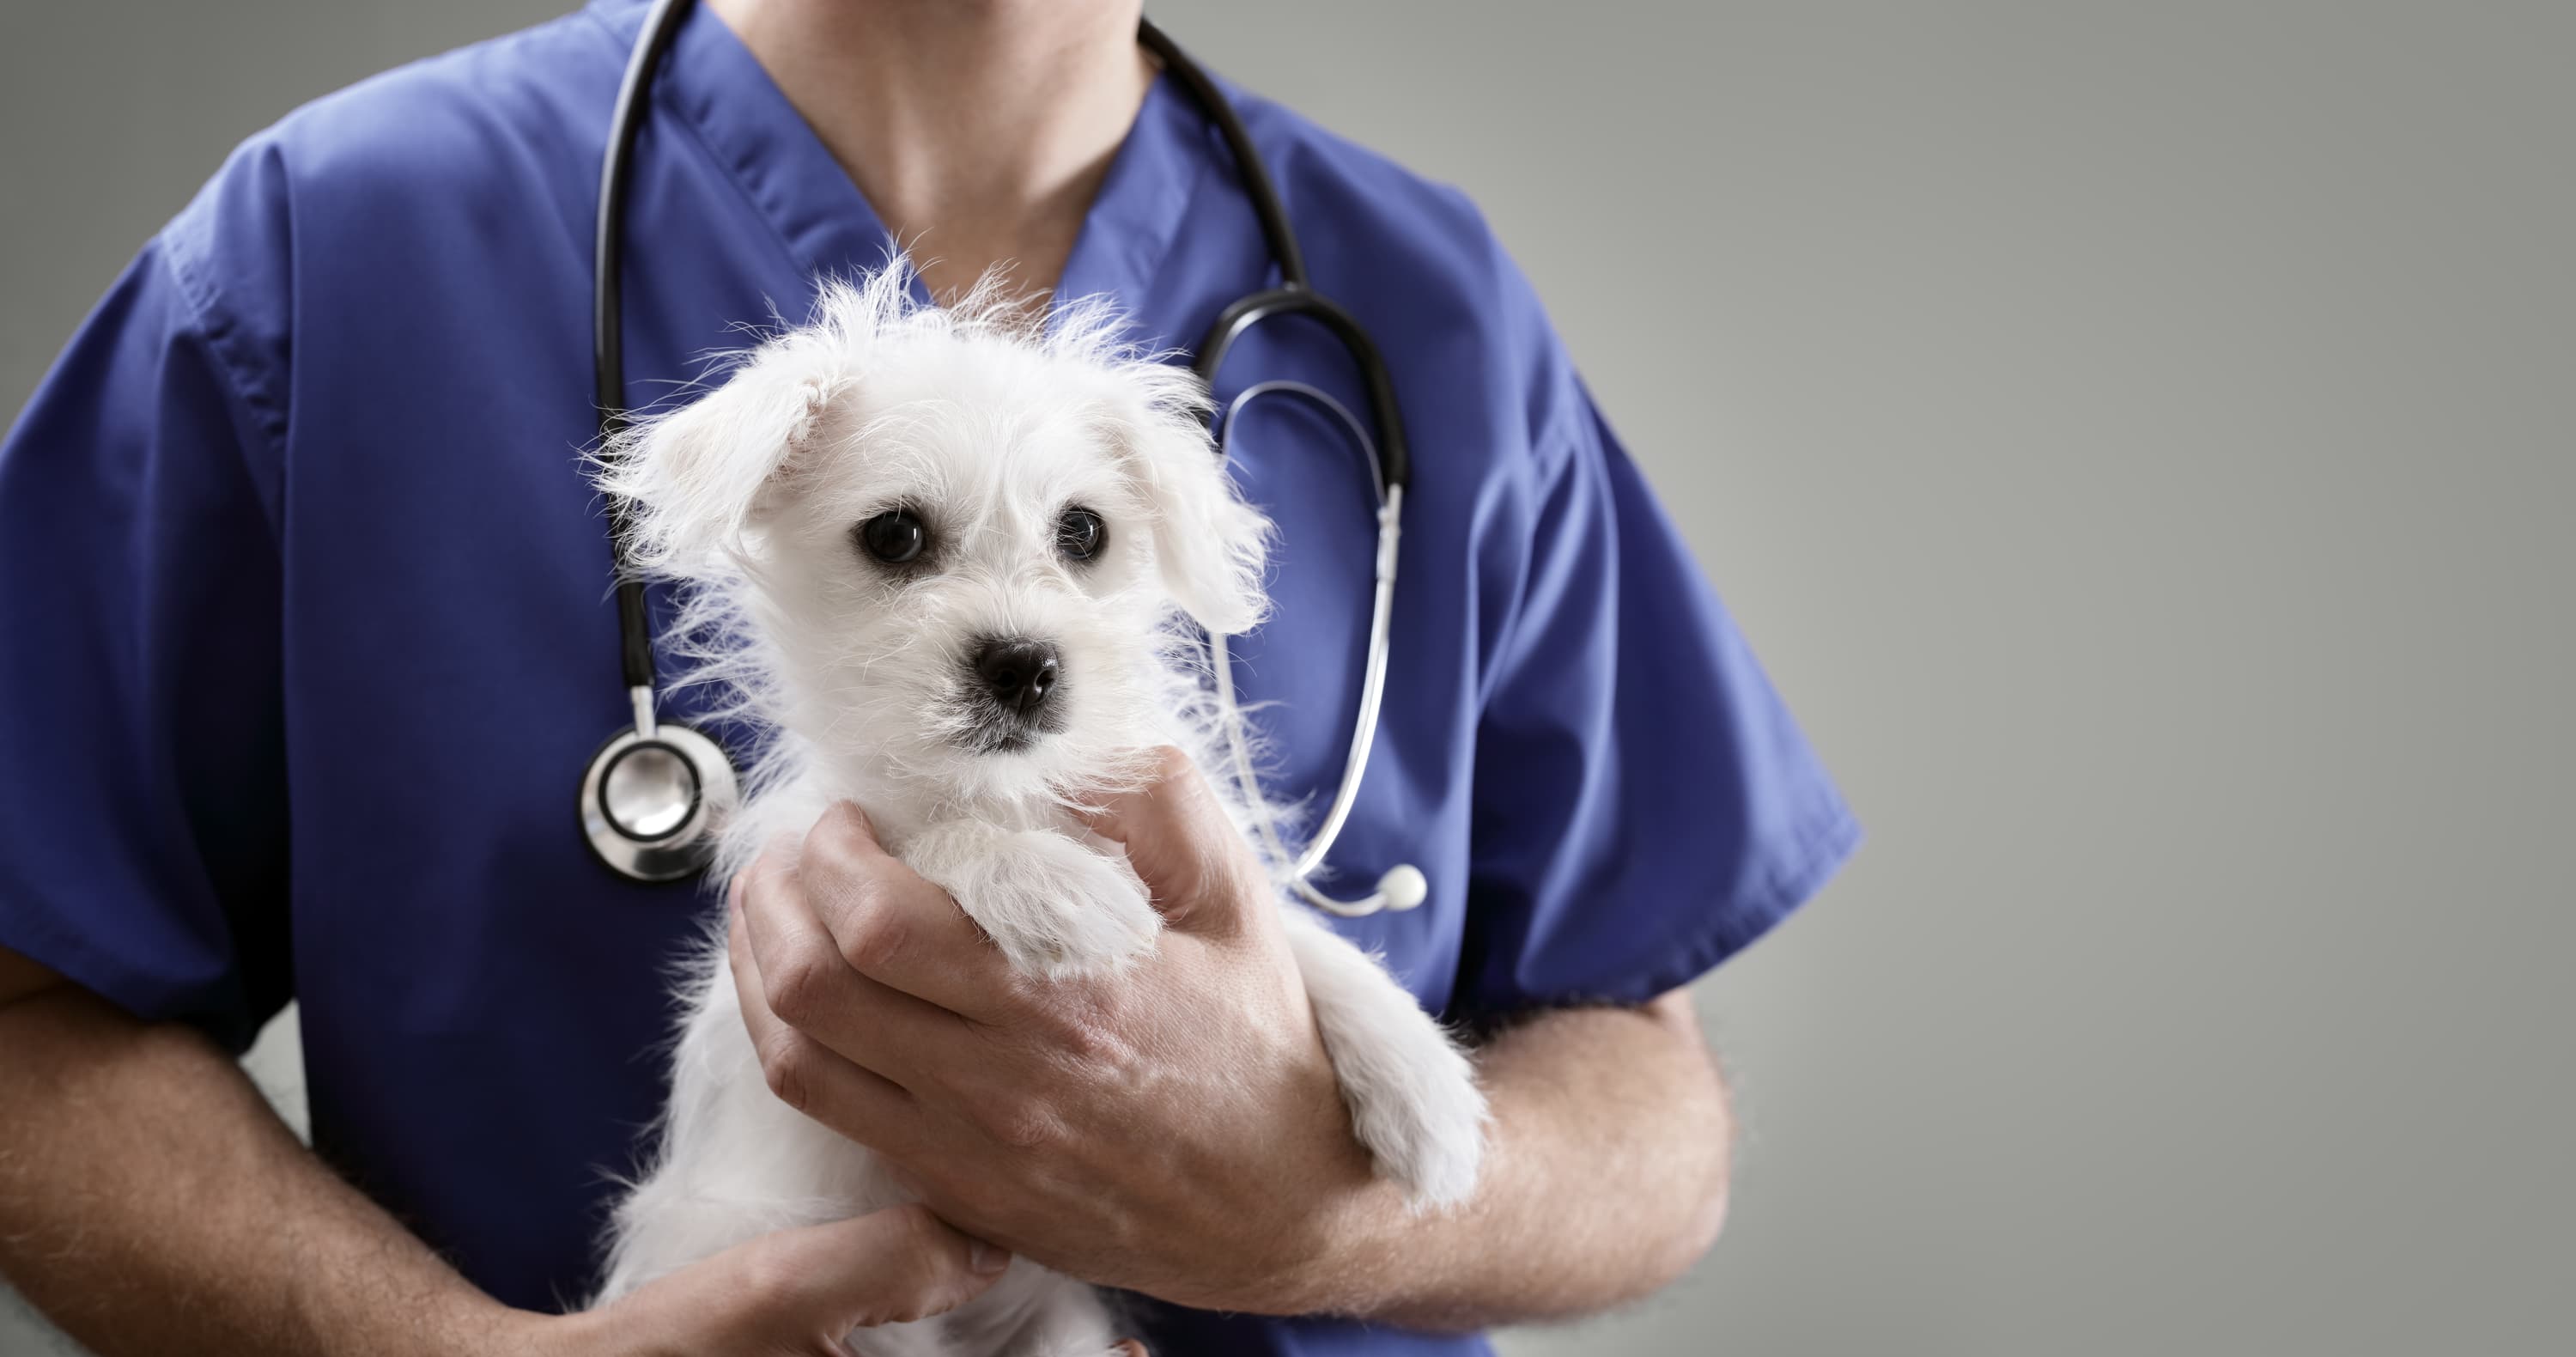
[1453, 383, 1860, 1013]
[0, 220, 293, 1052]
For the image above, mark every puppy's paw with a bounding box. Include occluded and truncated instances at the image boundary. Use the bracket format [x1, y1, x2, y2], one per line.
[908, 823, 1160, 981]
[1342, 1023, 1489, 1213]
[1283, 914, 1489, 1211]
[977, 836, 1161, 981]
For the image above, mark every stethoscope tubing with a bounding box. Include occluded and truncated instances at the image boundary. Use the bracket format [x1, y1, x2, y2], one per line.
[1212, 382, 1413, 914]
[597, 0, 694, 698]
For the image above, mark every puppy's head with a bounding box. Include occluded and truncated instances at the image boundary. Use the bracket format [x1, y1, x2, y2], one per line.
[601, 270, 1270, 804]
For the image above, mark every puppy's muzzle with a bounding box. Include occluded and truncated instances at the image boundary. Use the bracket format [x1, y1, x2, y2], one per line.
[961, 636, 1065, 752]
[974, 637, 1059, 714]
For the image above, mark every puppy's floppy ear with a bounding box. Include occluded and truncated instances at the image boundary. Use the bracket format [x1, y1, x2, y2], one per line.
[1105, 386, 1273, 635]
[598, 330, 847, 568]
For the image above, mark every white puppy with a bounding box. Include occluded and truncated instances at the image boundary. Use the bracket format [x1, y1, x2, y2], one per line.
[586, 269, 1486, 1355]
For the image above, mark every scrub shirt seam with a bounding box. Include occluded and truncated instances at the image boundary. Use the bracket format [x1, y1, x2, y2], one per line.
[1526, 386, 1593, 484]
[1118, 81, 1219, 316]
[661, 94, 827, 282]
[1622, 800, 1862, 1003]
[1473, 404, 1595, 710]
[0, 890, 248, 1052]
[574, 4, 818, 280]
[153, 233, 291, 521]
[1762, 799, 1864, 913]
[577, 3, 650, 76]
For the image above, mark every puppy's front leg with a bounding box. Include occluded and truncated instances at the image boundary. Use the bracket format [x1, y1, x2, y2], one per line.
[905, 821, 1161, 980]
[1282, 910, 1490, 1211]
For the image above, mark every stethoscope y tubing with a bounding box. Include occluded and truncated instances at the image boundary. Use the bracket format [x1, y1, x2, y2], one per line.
[1212, 383, 1417, 915]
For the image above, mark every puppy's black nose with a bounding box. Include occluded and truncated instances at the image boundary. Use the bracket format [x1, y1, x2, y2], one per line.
[973, 638, 1060, 714]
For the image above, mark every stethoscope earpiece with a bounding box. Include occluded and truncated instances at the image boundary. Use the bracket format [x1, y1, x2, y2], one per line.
[1376, 864, 1430, 911]
[1295, 863, 1430, 918]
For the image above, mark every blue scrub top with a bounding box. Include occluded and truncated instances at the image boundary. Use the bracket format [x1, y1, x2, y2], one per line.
[0, 2, 1858, 1350]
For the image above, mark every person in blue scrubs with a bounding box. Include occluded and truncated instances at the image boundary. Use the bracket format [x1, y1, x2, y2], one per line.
[0, 2, 1859, 1354]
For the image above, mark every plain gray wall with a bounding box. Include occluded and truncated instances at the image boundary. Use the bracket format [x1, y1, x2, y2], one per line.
[3, 3, 2569, 1354]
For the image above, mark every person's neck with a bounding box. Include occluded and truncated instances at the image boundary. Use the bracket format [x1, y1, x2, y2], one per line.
[707, 0, 1154, 308]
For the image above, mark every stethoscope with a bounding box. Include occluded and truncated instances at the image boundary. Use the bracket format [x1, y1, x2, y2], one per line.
[584, 0, 1426, 917]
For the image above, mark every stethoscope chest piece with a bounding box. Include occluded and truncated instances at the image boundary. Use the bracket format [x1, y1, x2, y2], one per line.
[580, 708, 738, 882]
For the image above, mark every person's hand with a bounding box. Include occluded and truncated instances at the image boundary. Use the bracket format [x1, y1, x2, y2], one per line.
[534, 1202, 1146, 1355]
[728, 748, 1385, 1314]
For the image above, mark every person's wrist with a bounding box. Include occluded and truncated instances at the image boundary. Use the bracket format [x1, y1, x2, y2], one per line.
[497, 1305, 623, 1357]
[1236, 1176, 1410, 1317]
[1226, 1014, 1438, 1317]
[326, 1285, 580, 1357]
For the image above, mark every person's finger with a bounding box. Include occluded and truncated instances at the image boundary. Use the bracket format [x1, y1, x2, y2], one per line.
[1078, 747, 1265, 935]
[733, 831, 972, 1090]
[731, 1204, 1012, 1336]
[1115, 1342, 1150, 1356]
[727, 894, 925, 1153]
[797, 801, 1030, 1023]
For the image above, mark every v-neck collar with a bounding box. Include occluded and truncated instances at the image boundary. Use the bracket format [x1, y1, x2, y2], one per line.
[1050, 66, 1211, 339]
[585, 0, 1210, 337]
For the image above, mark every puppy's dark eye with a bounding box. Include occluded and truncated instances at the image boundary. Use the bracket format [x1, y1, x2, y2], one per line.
[1055, 506, 1106, 563]
[856, 508, 927, 564]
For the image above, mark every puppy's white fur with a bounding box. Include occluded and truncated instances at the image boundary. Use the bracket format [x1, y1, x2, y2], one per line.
[588, 269, 1485, 1354]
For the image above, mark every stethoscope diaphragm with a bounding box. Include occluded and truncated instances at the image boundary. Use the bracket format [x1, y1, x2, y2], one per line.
[579, 708, 738, 883]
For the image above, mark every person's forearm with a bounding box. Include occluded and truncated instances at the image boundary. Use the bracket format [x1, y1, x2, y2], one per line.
[0, 974, 545, 1357]
[1296, 990, 1733, 1330]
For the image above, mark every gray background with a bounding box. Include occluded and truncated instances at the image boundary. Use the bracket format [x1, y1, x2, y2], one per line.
[3, 2, 2568, 1354]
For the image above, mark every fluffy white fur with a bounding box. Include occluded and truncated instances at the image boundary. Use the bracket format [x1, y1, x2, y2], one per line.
[586, 268, 1486, 1355]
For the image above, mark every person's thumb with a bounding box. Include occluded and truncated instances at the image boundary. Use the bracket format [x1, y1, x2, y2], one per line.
[727, 1203, 1011, 1336]
[1082, 746, 1265, 935]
